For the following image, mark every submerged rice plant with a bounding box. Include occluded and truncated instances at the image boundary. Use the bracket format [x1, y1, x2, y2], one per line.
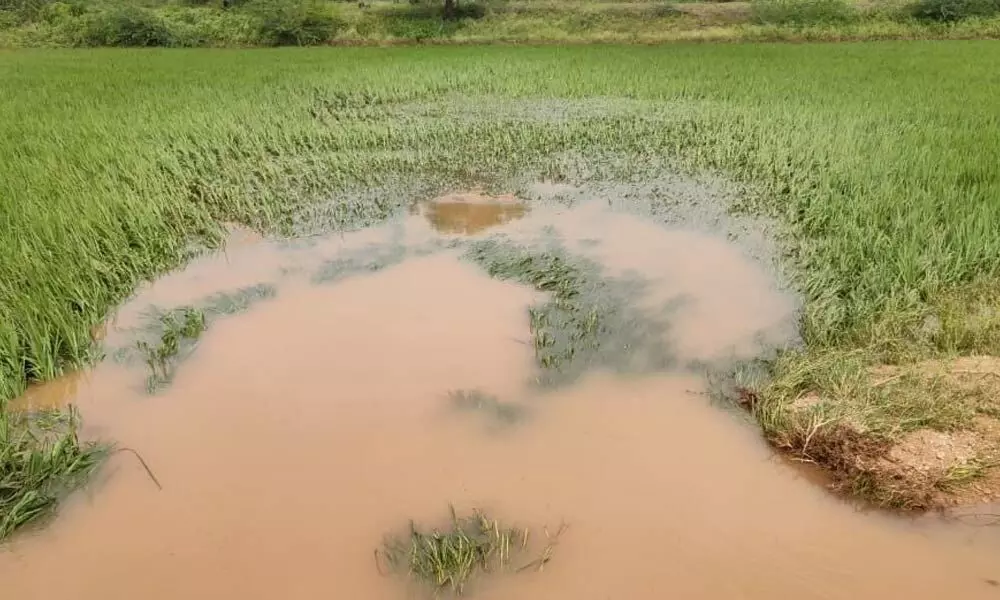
[0, 408, 105, 539]
[136, 306, 206, 392]
[378, 506, 563, 595]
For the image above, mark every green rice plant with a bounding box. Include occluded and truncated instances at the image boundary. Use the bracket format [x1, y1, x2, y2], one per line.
[0, 406, 105, 539]
[199, 283, 278, 316]
[466, 239, 673, 386]
[377, 506, 563, 595]
[111, 284, 275, 384]
[136, 307, 206, 391]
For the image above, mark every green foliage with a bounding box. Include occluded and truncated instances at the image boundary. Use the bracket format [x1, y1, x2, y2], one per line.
[0, 0, 45, 21]
[0, 0, 83, 24]
[38, 1, 83, 23]
[80, 5, 175, 46]
[908, 0, 1000, 21]
[751, 0, 857, 24]
[158, 5, 259, 46]
[247, 0, 343, 45]
[105, 284, 276, 390]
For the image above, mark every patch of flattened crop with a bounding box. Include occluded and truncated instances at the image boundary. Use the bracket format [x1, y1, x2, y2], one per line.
[465, 237, 675, 388]
[111, 283, 278, 393]
[0, 406, 105, 540]
[311, 244, 409, 285]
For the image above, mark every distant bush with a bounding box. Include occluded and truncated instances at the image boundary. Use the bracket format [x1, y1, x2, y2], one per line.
[450, 0, 487, 19]
[247, 0, 344, 45]
[383, 0, 488, 20]
[159, 5, 259, 46]
[367, 0, 484, 40]
[0, 0, 52, 22]
[380, 14, 462, 39]
[751, 0, 857, 25]
[36, 1, 82, 25]
[908, 0, 1000, 21]
[0, 11, 18, 29]
[81, 5, 175, 46]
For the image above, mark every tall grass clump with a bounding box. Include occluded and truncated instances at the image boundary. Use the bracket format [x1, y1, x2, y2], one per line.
[136, 307, 206, 392]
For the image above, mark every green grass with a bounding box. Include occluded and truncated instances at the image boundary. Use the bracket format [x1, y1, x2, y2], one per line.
[2, 42, 1000, 532]
[114, 284, 277, 391]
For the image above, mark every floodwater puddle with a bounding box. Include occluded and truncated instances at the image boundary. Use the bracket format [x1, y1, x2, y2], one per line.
[3, 192, 1000, 599]
[413, 191, 528, 234]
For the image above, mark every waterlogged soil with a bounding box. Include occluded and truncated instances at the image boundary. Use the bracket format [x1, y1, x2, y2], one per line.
[4, 192, 1000, 598]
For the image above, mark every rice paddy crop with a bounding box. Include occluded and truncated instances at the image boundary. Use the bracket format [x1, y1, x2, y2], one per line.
[135, 307, 206, 392]
[0, 408, 104, 539]
[377, 506, 563, 595]
[112, 284, 276, 391]
[2, 41, 1000, 534]
[466, 239, 673, 386]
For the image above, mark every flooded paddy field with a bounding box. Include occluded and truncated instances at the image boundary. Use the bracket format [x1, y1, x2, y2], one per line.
[5, 186, 1000, 599]
[4, 45, 1000, 598]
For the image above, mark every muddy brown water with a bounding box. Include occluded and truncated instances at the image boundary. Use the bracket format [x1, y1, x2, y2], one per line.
[4, 196, 1000, 599]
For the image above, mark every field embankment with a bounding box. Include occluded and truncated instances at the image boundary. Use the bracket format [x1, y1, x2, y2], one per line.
[2, 0, 1000, 47]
